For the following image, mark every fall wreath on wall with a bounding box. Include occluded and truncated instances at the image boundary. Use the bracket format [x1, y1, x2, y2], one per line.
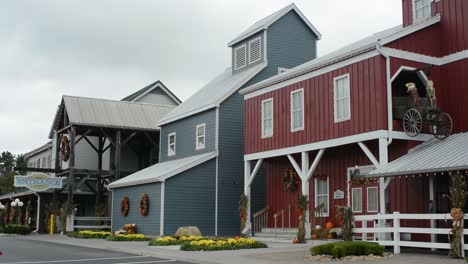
[283, 168, 299, 192]
[60, 135, 70, 162]
[140, 193, 149, 217]
[120, 196, 129, 217]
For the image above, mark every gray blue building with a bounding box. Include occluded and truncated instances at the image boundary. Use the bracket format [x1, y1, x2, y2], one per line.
[109, 3, 321, 236]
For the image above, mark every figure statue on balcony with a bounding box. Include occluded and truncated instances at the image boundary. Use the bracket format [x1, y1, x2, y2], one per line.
[426, 80, 437, 107]
[406, 82, 421, 108]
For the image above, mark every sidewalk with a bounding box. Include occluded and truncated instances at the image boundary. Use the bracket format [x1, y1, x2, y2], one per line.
[20, 234, 465, 264]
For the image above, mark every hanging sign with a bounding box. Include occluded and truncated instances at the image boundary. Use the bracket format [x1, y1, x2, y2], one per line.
[334, 190, 344, 200]
[14, 173, 63, 191]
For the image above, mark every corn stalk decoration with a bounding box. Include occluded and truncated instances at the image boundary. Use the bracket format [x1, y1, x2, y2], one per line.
[296, 195, 309, 243]
[239, 194, 248, 236]
[336, 206, 354, 241]
[444, 173, 468, 258]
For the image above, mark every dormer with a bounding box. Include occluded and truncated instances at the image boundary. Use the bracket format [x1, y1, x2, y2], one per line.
[228, 3, 321, 76]
[402, 0, 435, 27]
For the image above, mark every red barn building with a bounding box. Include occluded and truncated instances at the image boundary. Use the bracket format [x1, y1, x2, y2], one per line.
[240, 0, 468, 244]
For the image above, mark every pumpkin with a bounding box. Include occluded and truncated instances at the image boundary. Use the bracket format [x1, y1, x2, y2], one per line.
[292, 239, 298, 244]
[325, 221, 334, 229]
[311, 234, 318, 240]
[327, 233, 334, 239]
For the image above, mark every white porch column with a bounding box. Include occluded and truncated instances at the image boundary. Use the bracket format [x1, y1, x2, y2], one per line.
[429, 175, 436, 251]
[378, 138, 388, 214]
[244, 160, 252, 233]
[301, 152, 311, 239]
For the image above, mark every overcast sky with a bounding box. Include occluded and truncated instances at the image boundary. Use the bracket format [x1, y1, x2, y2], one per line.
[0, 0, 402, 154]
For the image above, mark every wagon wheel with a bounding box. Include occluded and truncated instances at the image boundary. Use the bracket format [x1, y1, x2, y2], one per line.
[432, 112, 453, 140]
[403, 108, 423, 137]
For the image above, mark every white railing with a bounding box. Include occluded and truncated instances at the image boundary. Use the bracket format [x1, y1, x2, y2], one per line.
[253, 207, 269, 234]
[354, 212, 467, 256]
[68, 215, 112, 231]
[273, 205, 291, 237]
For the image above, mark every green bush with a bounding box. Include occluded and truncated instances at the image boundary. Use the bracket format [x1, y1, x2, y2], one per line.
[106, 234, 151, 241]
[66, 230, 112, 239]
[180, 238, 268, 251]
[310, 241, 384, 258]
[148, 240, 180, 246]
[2, 225, 32, 235]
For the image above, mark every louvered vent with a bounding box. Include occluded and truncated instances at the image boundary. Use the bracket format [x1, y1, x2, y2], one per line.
[249, 38, 261, 63]
[234, 44, 247, 70]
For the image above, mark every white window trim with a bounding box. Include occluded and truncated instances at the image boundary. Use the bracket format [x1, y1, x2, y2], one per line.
[167, 132, 176, 157]
[352, 187, 363, 213]
[367, 187, 379, 213]
[290, 88, 304, 132]
[234, 44, 247, 70]
[413, 0, 432, 23]
[314, 177, 329, 217]
[195, 123, 206, 150]
[248, 37, 262, 64]
[261, 98, 274, 138]
[333, 73, 351, 123]
[278, 67, 289, 74]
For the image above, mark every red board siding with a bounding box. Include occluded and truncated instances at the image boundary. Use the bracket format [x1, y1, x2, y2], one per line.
[387, 25, 441, 57]
[244, 56, 387, 155]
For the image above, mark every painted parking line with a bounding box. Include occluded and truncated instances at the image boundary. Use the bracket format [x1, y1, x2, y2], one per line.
[0, 255, 150, 264]
[114, 261, 177, 264]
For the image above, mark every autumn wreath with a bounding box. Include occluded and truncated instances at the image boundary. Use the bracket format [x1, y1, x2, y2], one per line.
[60, 135, 70, 162]
[140, 193, 149, 217]
[283, 168, 299, 192]
[120, 196, 129, 217]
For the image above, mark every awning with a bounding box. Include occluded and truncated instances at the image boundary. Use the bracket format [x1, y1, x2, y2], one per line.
[108, 152, 218, 189]
[370, 133, 468, 177]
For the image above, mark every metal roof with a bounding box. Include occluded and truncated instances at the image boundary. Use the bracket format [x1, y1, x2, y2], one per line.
[158, 63, 266, 126]
[240, 15, 441, 96]
[370, 133, 468, 177]
[108, 152, 218, 189]
[121, 80, 182, 104]
[227, 3, 321, 47]
[24, 141, 52, 159]
[63, 95, 176, 131]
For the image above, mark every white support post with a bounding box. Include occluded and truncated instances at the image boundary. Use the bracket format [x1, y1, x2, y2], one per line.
[301, 151, 311, 239]
[429, 175, 436, 251]
[393, 212, 401, 254]
[362, 220, 367, 241]
[244, 160, 252, 234]
[358, 142, 380, 168]
[378, 138, 388, 242]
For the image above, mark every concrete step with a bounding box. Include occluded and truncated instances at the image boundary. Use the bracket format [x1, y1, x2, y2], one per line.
[255, 232, 297, 239]
[260, 228, 298, 234]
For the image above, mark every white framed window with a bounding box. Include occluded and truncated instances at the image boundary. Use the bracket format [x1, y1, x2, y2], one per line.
[196, 123, 206, 150]
[167, 132, 176, 156]
[278, 67, 288, 74]
[314, 177, 329, 217]
[352, 188, 363, 213]
[261, 98, 273, 138]
[333, 73, 351, 122]
[234, 44, 247, 70]
[367, 187, 379, 213]
[413, 0, 431, 21]
[248, 37, 261, 64]
[290, 88, 304, 132]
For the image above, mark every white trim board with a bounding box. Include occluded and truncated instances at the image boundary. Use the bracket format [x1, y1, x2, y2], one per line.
[132, 82, 182, 105]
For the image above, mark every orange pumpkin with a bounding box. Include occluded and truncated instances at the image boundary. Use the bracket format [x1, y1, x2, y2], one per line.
[311, 234, 318, 240]
[292, 239, 298, 244]
[327, 233, 334, 239]
[325, 221, 334, 229]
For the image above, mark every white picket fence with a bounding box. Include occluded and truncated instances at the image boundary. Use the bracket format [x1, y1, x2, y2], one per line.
[354, 212, 468, 256]
[67, 215, 112, 231]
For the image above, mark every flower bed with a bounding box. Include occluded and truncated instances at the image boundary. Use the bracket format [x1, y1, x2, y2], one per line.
[310, 241, 384, 259]
[149, 235, 205, 246]
[180, 237, 267, 251]
[0, 225, 32, 235]
[66, 230, 112, 239]
[106, 233, 151, 241]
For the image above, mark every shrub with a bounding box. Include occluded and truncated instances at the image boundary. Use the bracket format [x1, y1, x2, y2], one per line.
[2, 225, 31, 235]
[107, 234, 150, 241]
[310, 241, 384, 259]
[66, 230, 112, 239]
[149, 235, 206, 246]
[180, 237, 267, 251]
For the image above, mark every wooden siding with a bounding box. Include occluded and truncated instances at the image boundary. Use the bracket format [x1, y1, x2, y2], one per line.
[245, 56, 387, 154]
[387, 25, 441, 57]
[111, 183, 161, 236]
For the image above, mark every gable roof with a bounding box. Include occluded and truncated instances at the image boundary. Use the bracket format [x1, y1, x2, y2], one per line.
[121, 80, 181, 104]
[24, 141, 52, 159]
[108, 152, 217, 189]
[240, 14, 441, 96]
[158, 63, 266, 126]
[227, 3, 321, 47]
[369, 133, 468, 177]
[49, 96, 176, 137]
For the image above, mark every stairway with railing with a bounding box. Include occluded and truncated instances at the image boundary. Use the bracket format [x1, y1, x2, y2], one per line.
[252, 206, 269, 234]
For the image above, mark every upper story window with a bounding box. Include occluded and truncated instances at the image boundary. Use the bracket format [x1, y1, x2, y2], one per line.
[334, 74, 351, 122]
[168, 132, 176, 156]
[196, 124, 206, 150]
[261, 98, 273, 138]
[315, 177, 329, 217]
[234, 44, 247, 70]
[352, 188, 363, 213]
[248, 37, 261, 64]
[291, 89, 304, 132]
[414, 0, 431, 21]
[42, 157, 46, 168]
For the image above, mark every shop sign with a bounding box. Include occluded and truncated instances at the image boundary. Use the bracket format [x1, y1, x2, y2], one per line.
[14, 173, 63, 191]
[334, 190, 344, 200]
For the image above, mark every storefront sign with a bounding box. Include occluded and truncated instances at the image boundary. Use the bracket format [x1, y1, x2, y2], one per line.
[14, 174, 63, 191]
[334, 190, 344, 200]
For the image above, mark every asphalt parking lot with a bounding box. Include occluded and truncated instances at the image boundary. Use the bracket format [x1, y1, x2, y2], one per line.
[0, 236, 192, 264]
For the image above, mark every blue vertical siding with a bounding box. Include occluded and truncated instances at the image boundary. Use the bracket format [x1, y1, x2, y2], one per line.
[164, 159, 216, 236]
[159, 110, 216, 162]
[111, 183, 161, 235]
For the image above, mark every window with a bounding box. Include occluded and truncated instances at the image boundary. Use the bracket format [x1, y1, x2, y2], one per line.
[196, 124, 206, 150]
[248, 37, 261, 64]
[42, 157, 46, 169]
[414, 0, 431, 21]
[167, 132, 176, 156]
[367, 187, 379, 212]
[234, 44, 247, 70]
[352, 188, 363, 213]
[315, 177, 329, 216]
[290, 89, 304, 132]
[334, 74, 351, 122]
[47, 155, 52, 168]
[278, 67, 288, 74]
[261, 98, 273, 138]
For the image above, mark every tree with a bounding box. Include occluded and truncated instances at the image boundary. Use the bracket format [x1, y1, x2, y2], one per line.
[15, 155, 27, 175]
[0, 151, 15, 175]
